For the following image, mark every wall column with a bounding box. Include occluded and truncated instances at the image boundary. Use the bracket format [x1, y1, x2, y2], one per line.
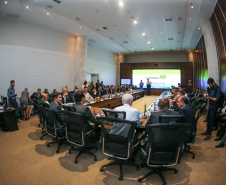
[74, 35, 87, 89]
[115, 53, 125, 86]
[202, 19, 219, 84]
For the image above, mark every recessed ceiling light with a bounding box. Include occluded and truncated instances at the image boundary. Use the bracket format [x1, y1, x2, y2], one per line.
[46, 12, 49, 15]
[133, 20, 138, 24]
[102, 38, 103, 39]
[4, 1, 7, 4]
[26, 6, 29, 9]
[142, 33, 146, 36]
[198, 27, 201, 29]
[148, 41, 151, 44]
[92, 33, 93, 34]
[79, 25, 82, 28]
[119, 1, 124, 7]
[190, 4, 194, 8]
[189, 18, 191, 20]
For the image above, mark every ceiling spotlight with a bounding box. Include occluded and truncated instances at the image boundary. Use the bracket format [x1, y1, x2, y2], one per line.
[148, 41, 151, 44]
[4, 1, 7, 4]
[190, 4, 194, 8]
[92, 33, 93, 34]
[79, 25, 82, 28]
[142, 33, 146, 36]
[47, 12, 49, 15]
[189, 18, 191, 20]
[198, 27, 201, 29]
[133, 20, 138, 24]
[119, 1, 124, 7]
[151, 47, 154, 50]
[26, 6, 29, 9]
[102, 38, 103, 39]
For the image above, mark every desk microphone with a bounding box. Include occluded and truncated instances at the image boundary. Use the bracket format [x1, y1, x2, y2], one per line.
[142, 103, 147, 119]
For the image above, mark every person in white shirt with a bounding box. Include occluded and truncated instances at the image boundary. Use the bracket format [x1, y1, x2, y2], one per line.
[84, 87, 92, 101]
[114, 94, 140, 125]
[109, 94, 140, 139]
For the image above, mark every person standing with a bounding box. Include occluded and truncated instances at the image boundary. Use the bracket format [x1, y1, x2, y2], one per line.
[139, 80, 144, 90]
[7, 80, 23, 120]
[201, 78, 221, 140]
[21, 88, 30, 120]
[146, 79, 152, 96]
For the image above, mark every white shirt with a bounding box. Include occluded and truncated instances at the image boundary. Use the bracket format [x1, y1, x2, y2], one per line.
[85, 92, 92, 100]
[221, 105, 226, 113]
[114, 104, 141, 125]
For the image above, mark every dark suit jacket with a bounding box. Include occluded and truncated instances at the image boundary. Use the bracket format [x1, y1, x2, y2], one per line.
[104, 89, 111, 95]
[96, 83, 101, 90]
[110, 89, 115, 94]
[146, 109, 179, 125]
[49, 101, 64, 128]
[30, 92, 41, 101]
[60, 93, 70, 104]
[96, 90, 104, 97]
[73, 102, 99, 132]
[179, 104, 196, 140]
[70, 93, 75, 103]
[117, 88, 122, 93]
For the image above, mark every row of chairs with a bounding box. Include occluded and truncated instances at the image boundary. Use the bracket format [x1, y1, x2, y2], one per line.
[35, 103, 195, 184]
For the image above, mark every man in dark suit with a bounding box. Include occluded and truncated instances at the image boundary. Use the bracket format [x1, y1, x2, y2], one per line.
[96, 80, 101, 91]
[73, 91, 100, 133]
[89, 88, 97, 99]
[60, 87, 70, 104]
[49, 93, 65, 129]
[147, 98, 179, 125]
[30, 88, 42, 101]
[177, 96, 195, 141]
[104, 86, 110, 95]
[70, 88, 79, 103]
[110, 85, 115, 94]
[97, 86, 104, 97]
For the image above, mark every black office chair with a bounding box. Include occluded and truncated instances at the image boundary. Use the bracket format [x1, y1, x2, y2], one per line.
[182, 102, 207, 159]
[42, 107, 65, 153]
[138, 123, 189, 184]
[102, 109, 126, 119]
[61, 110, 99, 163]
[37, 102, 49, 140]
[62, 105, 76, 112]
[97, 117, 140, 181]
[159, 115, 184, 124]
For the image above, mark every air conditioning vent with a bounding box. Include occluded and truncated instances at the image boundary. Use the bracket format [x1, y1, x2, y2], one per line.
[165, 17, 173, 21]
[123, 41, 128, 44]
[168, 38, 173, 40]
[178, 17, 182, 20]
[6, 13, 20, 19]
[88, 39, 97, 44]
[47, 5, 54, 9]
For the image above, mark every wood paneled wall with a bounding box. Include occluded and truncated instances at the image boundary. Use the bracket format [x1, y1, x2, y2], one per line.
[210, 0, 226, 94]
[120, 62, 193, 95]
[193, 36, 208, 90]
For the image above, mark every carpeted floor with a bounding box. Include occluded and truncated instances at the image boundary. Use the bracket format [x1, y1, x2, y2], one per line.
[0, 96, 225, 185]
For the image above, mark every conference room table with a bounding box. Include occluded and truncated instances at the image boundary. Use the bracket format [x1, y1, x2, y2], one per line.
[63, 90, 171, 127]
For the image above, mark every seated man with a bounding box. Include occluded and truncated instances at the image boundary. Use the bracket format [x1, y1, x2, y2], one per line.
[90, 88, 97, 99]
[49, 93, 65, 130]
[70, 88, 79, 103]
[60, 87, 70, 104]
[110, 85, 115, 94]
[215, 123, 226, 148]
[97, 86, 104, 97]
[110, 94, 140, 138]
[84, 87, 92, 101]
[31, 88, 42, 102]
[38, 93, 49, 106]
[73, 91, 100, 134]
[146, 98, 179, 124]
[177, 96, 196, 141]
[215, 105, 226, 141]
[104, 86, 110, 95]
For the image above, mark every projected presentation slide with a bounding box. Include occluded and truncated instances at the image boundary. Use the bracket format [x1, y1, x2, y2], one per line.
[132, 69, 181, 89]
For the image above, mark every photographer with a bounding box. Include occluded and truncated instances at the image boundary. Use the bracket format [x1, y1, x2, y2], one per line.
[201, 78, 221, 140]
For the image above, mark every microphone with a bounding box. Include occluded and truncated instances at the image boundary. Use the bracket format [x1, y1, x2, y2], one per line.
[142, 103, 147, 119]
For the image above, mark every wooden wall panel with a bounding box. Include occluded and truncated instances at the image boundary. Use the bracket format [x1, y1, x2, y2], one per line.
[209, 0, 226, 94]
[120, 62, 193, 95]
[193, 36, 208, 90]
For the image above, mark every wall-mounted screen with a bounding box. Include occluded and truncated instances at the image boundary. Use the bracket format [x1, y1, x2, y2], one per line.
[121, 79, 131, 85]
[132, 69, 181, 89]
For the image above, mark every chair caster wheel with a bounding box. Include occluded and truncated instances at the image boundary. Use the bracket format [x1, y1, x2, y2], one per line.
[107, 157, 111, 160]
[47, 144, 50, 147]
[119, 176, 123, 181]
[136, 166, 140, 170]
[192, 156, 195, 159]
[138, 178, 142, 182]
[69, 150, 72, 154]
[100, 168, 104, 172]
[74, 160, 78, 164]
[56, 150, 59, 153]
[94, 157, 97, 161]
[174, 169, 178, 174]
